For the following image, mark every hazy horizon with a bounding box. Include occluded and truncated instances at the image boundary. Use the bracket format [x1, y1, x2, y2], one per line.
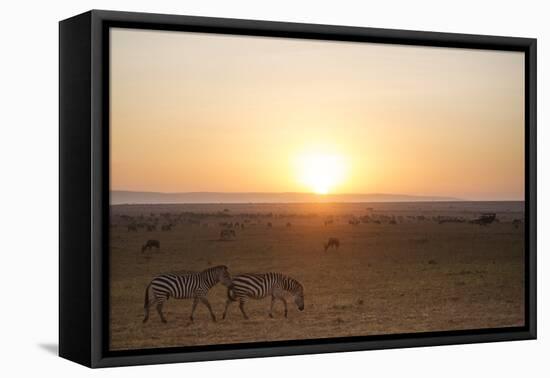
[110, 28, 525, 201]
[109, 189, 526, 205]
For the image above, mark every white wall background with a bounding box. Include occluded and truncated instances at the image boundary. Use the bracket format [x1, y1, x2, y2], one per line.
[0, 0, 546, 376]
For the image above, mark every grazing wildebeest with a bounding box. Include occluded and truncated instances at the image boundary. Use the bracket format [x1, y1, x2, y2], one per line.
[267, 222, 272, 228]
[161, 224, 173, 231]
[142, 239, 160, 253]
[324, 237, 340, 252]
[220, 229, 236, 240]
[223, 272, 304, 320]
[127, 224, 138, 232]
[146, 224, 157, 232]
[143, 265, 232, 323]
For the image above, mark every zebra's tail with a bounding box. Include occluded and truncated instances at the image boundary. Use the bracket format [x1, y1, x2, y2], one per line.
[227, 285, 237, 301]
[144, 283, 151, 308]
[143, 283, 152, 323]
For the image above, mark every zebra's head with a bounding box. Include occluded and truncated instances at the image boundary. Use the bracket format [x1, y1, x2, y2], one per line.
[213, 265, 232, 287]
[294, 283, 304, 311]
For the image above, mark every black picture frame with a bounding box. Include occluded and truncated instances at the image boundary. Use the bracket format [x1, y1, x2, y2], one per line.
[59, 9, 537, 368]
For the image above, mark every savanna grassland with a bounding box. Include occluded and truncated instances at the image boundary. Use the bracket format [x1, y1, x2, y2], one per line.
[109, 201, 524, 351]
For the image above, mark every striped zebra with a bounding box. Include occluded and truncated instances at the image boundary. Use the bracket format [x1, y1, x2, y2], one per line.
[222, 272, 304, 320]
[143, 265, 232, 323]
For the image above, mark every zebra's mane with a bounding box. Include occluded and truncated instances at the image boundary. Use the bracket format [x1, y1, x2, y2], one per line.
[278, 273, 303, 294]
[168, 270, 197, 276]
[204, 265, 228, 274]
[168, 265, 226, 276]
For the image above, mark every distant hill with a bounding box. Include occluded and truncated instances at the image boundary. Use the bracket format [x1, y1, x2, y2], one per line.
[110, 191, 461, 205]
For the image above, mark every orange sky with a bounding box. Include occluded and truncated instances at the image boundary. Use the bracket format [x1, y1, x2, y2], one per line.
[110, 28, 525, 200]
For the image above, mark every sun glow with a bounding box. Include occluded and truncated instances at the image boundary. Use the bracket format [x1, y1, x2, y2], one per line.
[296, 152, 348, 195]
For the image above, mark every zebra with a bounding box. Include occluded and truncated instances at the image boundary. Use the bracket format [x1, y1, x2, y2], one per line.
[222, 272, 304, 320]
[143, 265, 232, 324]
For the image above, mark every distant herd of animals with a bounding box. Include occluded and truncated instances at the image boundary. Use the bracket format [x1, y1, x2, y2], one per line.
[120, 211, 523, 239]
[143, 265, 305, 323]
[124, 209, 525, 258]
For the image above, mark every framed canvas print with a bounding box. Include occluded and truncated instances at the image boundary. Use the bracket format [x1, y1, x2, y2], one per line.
[59, 10, 537, 368]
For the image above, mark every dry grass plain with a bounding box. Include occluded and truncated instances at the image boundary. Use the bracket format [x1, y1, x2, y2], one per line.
[109, 201, 524, 351]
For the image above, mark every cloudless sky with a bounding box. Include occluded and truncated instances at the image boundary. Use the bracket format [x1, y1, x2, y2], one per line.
[110, 28, 524, 200]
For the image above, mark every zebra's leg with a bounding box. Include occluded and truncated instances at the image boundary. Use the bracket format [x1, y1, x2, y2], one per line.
[269, 295, 276, 318]
[238, 300, 249, 320]
[199, 297, 217, 322]
[144, 298, 156, 323]
[270, 289, 285, 318]
[222, 298, 232, 320]
[279, 297, 288, 318]
[156, 302, 167, 323]
[143, 304, 150, 323]
[189, 297, 199, 322]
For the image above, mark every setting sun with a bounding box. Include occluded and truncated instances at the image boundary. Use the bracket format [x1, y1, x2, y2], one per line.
[110, 29, 525, 200]
[296, 153, 348, 195]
